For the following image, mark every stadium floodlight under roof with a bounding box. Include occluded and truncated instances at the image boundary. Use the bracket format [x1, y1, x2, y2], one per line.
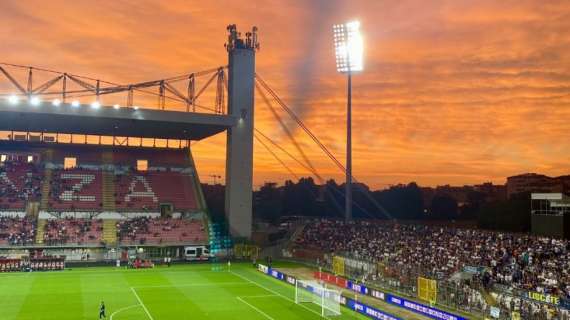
[7, 95, 19, 105]
[333, 20, 364, 73]
[30, 96, 41, 106]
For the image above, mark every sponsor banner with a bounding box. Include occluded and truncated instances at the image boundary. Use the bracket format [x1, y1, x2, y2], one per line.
[345, 299, 402, 320]
[314, 271, 465, 320]
[525, 291, 560, 305]
[462, 266, 485, 274]
[314, 271, 348, 288]
[286, 275, 296, 285]
[386, 294, 467, 320]
[257, 264, 269, 274]
[270, 269, 285, 280]
[347, 281, 369, 295]
[371, 289, 385, 301]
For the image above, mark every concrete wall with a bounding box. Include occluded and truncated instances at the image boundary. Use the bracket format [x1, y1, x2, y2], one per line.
[225, 48, 255, 239]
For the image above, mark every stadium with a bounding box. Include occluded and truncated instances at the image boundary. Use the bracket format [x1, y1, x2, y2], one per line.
[1, 2, 570, 320]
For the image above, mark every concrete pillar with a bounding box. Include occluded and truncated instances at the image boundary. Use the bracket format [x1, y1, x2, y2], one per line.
[225, 26, 256, 239]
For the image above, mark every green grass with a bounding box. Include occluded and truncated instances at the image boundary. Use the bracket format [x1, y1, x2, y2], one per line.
[0, 263, 369, 320]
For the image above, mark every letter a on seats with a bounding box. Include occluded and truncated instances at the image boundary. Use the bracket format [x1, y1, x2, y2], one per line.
[125, 176, 158, 202]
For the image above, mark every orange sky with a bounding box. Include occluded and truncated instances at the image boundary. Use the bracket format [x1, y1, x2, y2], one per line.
[1, 0, 569, 189]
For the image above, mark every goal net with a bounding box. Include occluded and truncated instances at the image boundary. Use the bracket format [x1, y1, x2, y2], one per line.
[295, 280, 341, 317]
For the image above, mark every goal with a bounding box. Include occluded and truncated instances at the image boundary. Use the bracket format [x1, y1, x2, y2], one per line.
[295, 280, 342, 317]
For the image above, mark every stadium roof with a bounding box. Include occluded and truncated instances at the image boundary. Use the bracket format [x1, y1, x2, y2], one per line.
[0, 101, 236, 140]
[531, 193, 567, 200]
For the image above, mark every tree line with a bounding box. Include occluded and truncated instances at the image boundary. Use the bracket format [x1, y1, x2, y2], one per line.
[201, 177, 531, 232]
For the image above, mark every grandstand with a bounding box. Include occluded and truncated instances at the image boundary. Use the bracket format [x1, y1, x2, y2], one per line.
[0, 141, 210, 250]
[290, 219, 570, 320]
[0, 25, 258, 271]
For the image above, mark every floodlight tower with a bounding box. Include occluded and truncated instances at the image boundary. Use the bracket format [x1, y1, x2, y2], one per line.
[225, 25, 259, 239]
[333, 21, 363, 221]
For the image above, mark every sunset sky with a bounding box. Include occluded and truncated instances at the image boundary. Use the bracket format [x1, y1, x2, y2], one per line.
[1, 0, 569, 189]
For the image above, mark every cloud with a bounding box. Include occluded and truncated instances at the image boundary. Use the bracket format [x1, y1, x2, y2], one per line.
[0, 0, 569, 189]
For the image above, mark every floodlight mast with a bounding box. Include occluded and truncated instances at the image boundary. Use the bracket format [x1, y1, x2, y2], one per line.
[333, 20, 363, 222]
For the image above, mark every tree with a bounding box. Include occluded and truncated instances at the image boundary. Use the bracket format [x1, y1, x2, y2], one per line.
[478, 192, 531, 232]
[201, 183, 225, 222]
[430, 194, 459, 220]
[254, 182, 282, 223]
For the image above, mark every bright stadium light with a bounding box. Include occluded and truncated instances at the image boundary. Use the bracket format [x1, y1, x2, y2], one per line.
[113, 104, 120, 109]
[52, 99, 61, 106]
[30, 96, 41, 106]
[71, 100, 80, 107]
[91, 101, 101, 109]
[333, 20, 363, 73]
[7, 95, 19, 105]
[332, 20, 364, 222]
[133, 106, 139, 110]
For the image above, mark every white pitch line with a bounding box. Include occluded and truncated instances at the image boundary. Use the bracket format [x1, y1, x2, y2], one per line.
[239, 294, 279, 299]
[230, 271, 327, 319]
[130, 287, 155, 320]
[237, 296, 275, 320]
[110, 304, 141, 320]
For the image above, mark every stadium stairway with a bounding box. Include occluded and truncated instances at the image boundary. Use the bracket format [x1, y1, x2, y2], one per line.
[102, 172, 116, 211]
[101, 152, 116, 212]
[102, 220, 117, 246]
[286, 222, 308, 251]
[40, 168, 52, 211]
[35, 219, 46, 244]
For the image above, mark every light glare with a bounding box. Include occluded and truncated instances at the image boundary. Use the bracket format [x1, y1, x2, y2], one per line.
[30, 96, 41, 106]
[113, 104, 120, 109]
[52, 99, 61, 106]
[7, 95, 19, 105]
[71, 100, 80, 107]
[91, 101, 101, 109]
[333, 20, 364, 73]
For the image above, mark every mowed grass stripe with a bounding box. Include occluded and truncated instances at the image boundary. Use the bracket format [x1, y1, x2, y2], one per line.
[0, 273, 34, 318]
[16, 273, 85, 319]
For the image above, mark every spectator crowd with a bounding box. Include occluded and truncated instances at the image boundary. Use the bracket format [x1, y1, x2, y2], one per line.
[116, 216, 205, 245]
[0, 216, 36, 246]
[296, 219, 570, 316]
[296, 220, 570, 298]
[43, 218, 103, 246]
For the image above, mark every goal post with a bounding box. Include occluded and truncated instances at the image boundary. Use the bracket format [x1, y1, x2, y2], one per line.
[295, 280, 342, 317]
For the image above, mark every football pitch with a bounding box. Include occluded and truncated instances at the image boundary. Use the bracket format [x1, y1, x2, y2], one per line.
[0, 263, 369, 320]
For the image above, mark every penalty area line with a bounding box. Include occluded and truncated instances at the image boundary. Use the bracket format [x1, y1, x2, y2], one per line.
[237, 296, 275, 320]
[238, 294, 279, 299]
[230, 271, 328, 319]
[130, 287, 155, 320]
